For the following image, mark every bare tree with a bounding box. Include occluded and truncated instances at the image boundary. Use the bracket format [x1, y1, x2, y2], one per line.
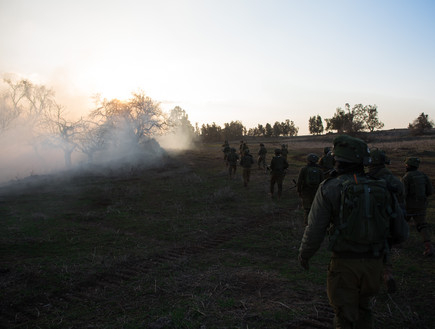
[42, 103, 83, 168]
[90, 91, 168, 147]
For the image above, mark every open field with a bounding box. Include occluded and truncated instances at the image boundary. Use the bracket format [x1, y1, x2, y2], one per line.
[1, 132, 434, 329]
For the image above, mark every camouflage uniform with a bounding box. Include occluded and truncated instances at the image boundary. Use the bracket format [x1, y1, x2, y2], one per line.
[269, 149, 289, 199]
[297, 154, 324, 225]
[401, 157, 434, 256]
[319, 146, 335, 178]
[240, 150, 254, 187]
[257, 143, 267, 170]
[368, 148, 406, 293]
[281, 144, 289, 161]
[227, 148, 239, 179]
[239, 141, 248, 157]
[222, 141, 231, 165]
[298, 135, 408, 329]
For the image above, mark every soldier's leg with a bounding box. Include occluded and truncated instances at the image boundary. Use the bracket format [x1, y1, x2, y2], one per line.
[277, 176, 284, 199]
[357, 258, 383, 329]
[327, 258, 360, 329]
[270, 175, 276, 196]
[243, 169, 248, 187]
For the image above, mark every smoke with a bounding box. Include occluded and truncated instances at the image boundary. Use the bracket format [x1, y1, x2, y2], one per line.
[157, 128, 198, 151]
[0, 120, 70, 183]
[0, 74, 201, 186]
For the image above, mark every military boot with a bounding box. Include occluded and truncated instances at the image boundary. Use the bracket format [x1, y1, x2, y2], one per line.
[423, 241, 434, 257]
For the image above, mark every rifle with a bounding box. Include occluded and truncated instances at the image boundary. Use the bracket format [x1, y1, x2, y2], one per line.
[285, 179, 297, 191]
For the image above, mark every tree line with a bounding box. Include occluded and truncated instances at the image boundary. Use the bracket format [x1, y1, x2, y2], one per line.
[1, 77, 432, 169]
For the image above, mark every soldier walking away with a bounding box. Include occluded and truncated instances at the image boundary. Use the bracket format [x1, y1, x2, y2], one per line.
[269, 148, 289, 199]
[222, 140, 231, 166]
[401, 157, 434, 256]
[298, 135, 409, 329]
[281, 144, 289, 161]
[367, 148, 406, 293]
[319, 146, 335, 178]
[296, 153, 324, 225]
[257, 143, 267, 171]
[240, 149, 254, 187]
[239, 140, 249, 157]
[227, 148, 239, 180]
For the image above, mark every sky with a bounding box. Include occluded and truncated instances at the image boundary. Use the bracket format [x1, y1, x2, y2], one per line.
[1, 0, 434, 135]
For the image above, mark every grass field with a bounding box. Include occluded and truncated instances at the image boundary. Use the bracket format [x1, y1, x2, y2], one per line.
[1, 132, 434, 329]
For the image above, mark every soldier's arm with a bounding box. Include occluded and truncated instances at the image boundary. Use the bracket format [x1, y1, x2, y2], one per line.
[299, 182, 335, 260]
[296, 167, 304, 193]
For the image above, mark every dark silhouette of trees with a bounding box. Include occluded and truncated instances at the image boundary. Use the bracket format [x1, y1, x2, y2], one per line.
[224, 120, 246, 140]
[325, 103, 384, 134]
[309, 115, 324, 135]
[408, 112, 433, 135]
[169, 106, 195, 137]
[200, 122, 223, 142]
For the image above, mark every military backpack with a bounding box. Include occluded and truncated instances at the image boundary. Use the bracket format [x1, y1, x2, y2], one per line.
[305, 166, 323, 188]
[329, 174, 406, 256]
[407, 171, 427, 201]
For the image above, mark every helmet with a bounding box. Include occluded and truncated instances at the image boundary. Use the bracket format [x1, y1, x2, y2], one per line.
[370, 148, 390, 165]
[332, 135, 370, 164]
[244, 149, 250, 155]
[405, 157, 420, 168]
[260, 143, 264, 146]
[307, 153, 319, 163]
[275, 148, 282, 155]
[323, 146, 331, 155]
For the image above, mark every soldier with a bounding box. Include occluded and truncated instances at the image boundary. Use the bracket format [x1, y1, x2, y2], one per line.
[222, 140, 231, 166]
[281, 144, 289, 161]
[269, 148, 289, 199]
[401, 157, 434, 256]
[296, 153, 324, 225]
[239, 140, 246, 156]
[240, 149, 254, 187]
[257, 143, 267, 171]
[319, 146, 335, 178]
[298, 135, 408, 329]
[226, 148, 239, 180]
[367, 148, 405, 293]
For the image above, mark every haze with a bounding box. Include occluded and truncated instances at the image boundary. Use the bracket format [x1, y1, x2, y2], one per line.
[1, 0, 434, 134]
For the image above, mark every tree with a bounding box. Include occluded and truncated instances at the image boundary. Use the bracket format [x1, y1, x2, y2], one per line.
[309, 115, 324, 135]
[42, 102, 83, 168]
[287, 120, 299, 136]
[223, 120, 246, 140]
[272, 121, 282, 137]
[74, 120, 105, 162]
[325, 103, 383, 134]
[168, 106, 195, 137]
[364, 105, 384, 132]
[2, 77, 81, 167]
[265, 123, 273, 137]
[90, 91, 168, 148]
[408, 112, 434, 135]
[0, 87, 20, 134]
[325, 107, 348, 134]
[200, 122, 222, 142]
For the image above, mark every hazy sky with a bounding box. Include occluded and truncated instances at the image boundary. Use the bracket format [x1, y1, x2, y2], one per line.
[1, 0, 434, 135]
